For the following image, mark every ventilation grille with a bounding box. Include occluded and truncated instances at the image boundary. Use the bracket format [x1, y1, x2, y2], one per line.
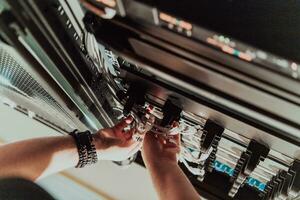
[0, 43, 78, 131]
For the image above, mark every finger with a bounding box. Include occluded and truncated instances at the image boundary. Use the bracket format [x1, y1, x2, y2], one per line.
[114, 116, 134, 130]
[172, 121, 180, 128]
[143, 131, 161, 149]
[165, 138, 179, 148]
[123, 128, 135, 140]
[176, 134, 181, 146]
[165, 134, 180, 145]
[162, 135, 181, 151]
[164, 142, 178, 148]
[156, 134, 167, 145]
[164, 138, 181, 155]
[170, 134, 181, 145]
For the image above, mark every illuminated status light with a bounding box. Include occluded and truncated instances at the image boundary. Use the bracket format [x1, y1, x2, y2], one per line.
[213, 35, 236, 47]
[207, 37, 253, 62]
[159, 12, 193, 32]
[96, 0, 116, 7]
[256, 50, 267, 60]
[247, 177, 266, 191]
[291, 62, 298, 71]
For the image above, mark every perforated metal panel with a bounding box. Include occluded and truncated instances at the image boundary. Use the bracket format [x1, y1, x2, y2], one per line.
[0, 42, 80, 132]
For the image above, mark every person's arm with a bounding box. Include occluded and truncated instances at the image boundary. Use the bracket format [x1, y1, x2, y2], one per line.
[142, 132, 200, 200]
[0, 116, 140, 181]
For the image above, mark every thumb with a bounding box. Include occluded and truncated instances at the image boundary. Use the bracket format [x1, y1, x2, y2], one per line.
[143, 132, 160, 150]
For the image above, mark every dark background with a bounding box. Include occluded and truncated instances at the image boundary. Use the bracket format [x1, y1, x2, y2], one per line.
[137, 0, 300, 63]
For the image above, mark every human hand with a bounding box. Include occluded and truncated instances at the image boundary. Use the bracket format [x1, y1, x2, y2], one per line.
[142, 130, 181, 170]
[142, 132, 201, 200]
[93, 116, 142, 161]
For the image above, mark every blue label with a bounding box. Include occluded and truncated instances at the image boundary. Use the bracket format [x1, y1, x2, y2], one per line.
[213, 160, 266, 191]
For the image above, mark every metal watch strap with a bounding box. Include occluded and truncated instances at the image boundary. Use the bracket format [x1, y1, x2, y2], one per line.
[70, 130, 98, 168]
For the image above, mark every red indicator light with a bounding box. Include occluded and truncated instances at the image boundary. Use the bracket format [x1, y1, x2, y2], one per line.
[179, 21, 192, 31]
[238, 52, 252, 62]
[221, 45, 235, 55]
